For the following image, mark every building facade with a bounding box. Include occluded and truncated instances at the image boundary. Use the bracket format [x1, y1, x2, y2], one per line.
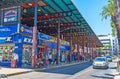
[97, 34, 119, 56]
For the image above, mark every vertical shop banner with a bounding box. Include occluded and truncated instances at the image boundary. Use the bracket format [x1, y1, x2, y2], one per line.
[2, 7, 19, 26]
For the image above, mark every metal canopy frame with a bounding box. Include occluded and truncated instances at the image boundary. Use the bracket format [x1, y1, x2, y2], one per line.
[0, 0, 103, 47]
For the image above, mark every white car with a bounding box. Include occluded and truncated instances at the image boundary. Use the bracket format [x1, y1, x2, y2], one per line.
[93, 57, 109, 69]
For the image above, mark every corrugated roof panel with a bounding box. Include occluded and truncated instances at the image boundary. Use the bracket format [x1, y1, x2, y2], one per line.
[68, 5, 76, 10]
[54, 0, 69, 11]
[45, 0, 62, 12]
[72, 10, 79, 15]
[44, 6, 55, 13]
[61, 18, 67, 23]
[65, 17, 73, 22]
[64, 0, 71, 4]
[71, 14, 78, 22]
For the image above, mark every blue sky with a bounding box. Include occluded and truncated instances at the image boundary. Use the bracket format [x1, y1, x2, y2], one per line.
[72, 0, 112, 35]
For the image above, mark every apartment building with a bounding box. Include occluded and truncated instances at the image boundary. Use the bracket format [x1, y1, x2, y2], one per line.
[97, 34, 119, 56]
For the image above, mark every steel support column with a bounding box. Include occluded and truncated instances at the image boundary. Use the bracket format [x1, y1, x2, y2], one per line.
[32, 0, 38, 68]
[82, 35, 85, 55]
[56, 18, 60, 64]
[77, 34, 79, 53]
[70, 28, 72, 50]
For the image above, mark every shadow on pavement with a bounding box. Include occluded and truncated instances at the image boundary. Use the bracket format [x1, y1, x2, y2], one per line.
[91, 74, 114, 79]
[105, 73, 115, 77]
[109, 67, 116, 69]
[38, 62, 92, 75]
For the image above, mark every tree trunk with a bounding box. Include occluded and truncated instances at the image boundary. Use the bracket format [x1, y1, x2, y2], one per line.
[112, 16, 120, 45]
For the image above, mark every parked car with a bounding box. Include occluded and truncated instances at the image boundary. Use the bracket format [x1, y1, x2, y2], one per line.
[93, 57, 109, 69]
[106, 56, 112, 62]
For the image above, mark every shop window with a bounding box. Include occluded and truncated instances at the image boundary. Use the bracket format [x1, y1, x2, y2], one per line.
[0, 45, 14, 61]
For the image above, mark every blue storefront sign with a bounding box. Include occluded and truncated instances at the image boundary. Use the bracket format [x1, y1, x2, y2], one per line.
[45, 41, 70, 50]
[0, 26, 18, 43]
[39, 33, 51, 40]
[22, 36, 33, 45]
[60, 44, 70, 50]
[5, 33, 21, 43]
[45, 41, 56, 49]
[20, 25, 33, 36]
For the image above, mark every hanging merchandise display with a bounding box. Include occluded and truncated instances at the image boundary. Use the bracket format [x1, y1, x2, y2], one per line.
[22, 45, 32, 67]
[0, 44, 14, 61]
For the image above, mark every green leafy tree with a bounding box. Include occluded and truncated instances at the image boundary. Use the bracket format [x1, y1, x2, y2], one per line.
[101, 0, 117, 36]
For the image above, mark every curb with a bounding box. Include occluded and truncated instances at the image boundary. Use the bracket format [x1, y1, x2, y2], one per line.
[6, 70, 33, 77]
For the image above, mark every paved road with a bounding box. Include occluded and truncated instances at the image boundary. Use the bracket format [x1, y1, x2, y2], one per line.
[7, 62, 92, 79]
[7, 61, 116, 79]
[69, 61, 116, 79]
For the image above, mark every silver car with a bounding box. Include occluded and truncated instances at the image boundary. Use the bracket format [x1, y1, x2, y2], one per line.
[93, 57, 109, 69]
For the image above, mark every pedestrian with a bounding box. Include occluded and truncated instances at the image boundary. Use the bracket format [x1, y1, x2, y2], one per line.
[82, 54, 85, 62]
[48, 52, 52, 64]
[53, 53, 57, 64]
[67, 53, 70, 63]
[61, 52, 65, 63]
[13, 52, 19, 67]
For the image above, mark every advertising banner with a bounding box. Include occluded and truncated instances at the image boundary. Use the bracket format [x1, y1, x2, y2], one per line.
[60, 44, 70, 50]
[20, 25, 33, 36]
[2, 7, 19, 26]
[39, 33, 51, 41]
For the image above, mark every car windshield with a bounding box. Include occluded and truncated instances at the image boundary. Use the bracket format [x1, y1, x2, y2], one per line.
[106, 56, 111, 58]
[95, 57, 106, 61]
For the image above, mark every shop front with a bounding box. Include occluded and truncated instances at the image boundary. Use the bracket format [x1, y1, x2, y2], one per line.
[38, 33, 51, 65]
[0, 25, 35, 67]
[21, 36, 33, 67]
[0, 25, 19, 66]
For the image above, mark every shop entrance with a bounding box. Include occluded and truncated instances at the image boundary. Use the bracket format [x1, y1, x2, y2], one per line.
[37, 45, 46, 66]
[22, 45, 32, 67]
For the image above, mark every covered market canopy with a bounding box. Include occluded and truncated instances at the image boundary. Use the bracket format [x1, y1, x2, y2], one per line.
[0, 0, 103, 47]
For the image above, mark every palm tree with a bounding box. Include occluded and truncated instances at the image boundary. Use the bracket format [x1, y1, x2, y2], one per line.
[101, 0, 117, 36]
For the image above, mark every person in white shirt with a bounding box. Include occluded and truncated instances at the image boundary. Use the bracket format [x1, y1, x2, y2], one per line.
[48, 53, 52, 64]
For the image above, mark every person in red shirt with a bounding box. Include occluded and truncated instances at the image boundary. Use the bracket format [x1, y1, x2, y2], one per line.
[38, 52, 42, 60]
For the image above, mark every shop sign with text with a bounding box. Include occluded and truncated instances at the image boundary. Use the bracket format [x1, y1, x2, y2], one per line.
[20, 25, 33, 36]
[2, 8, 18, 25]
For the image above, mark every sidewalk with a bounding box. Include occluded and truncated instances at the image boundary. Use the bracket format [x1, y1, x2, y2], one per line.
[0, 61, 87, 77]
[0, 67, 33, 76]
[113, 58, 120, 79]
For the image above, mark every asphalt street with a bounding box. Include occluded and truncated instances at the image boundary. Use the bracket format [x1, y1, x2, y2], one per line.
[7, 61, 116, 79]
